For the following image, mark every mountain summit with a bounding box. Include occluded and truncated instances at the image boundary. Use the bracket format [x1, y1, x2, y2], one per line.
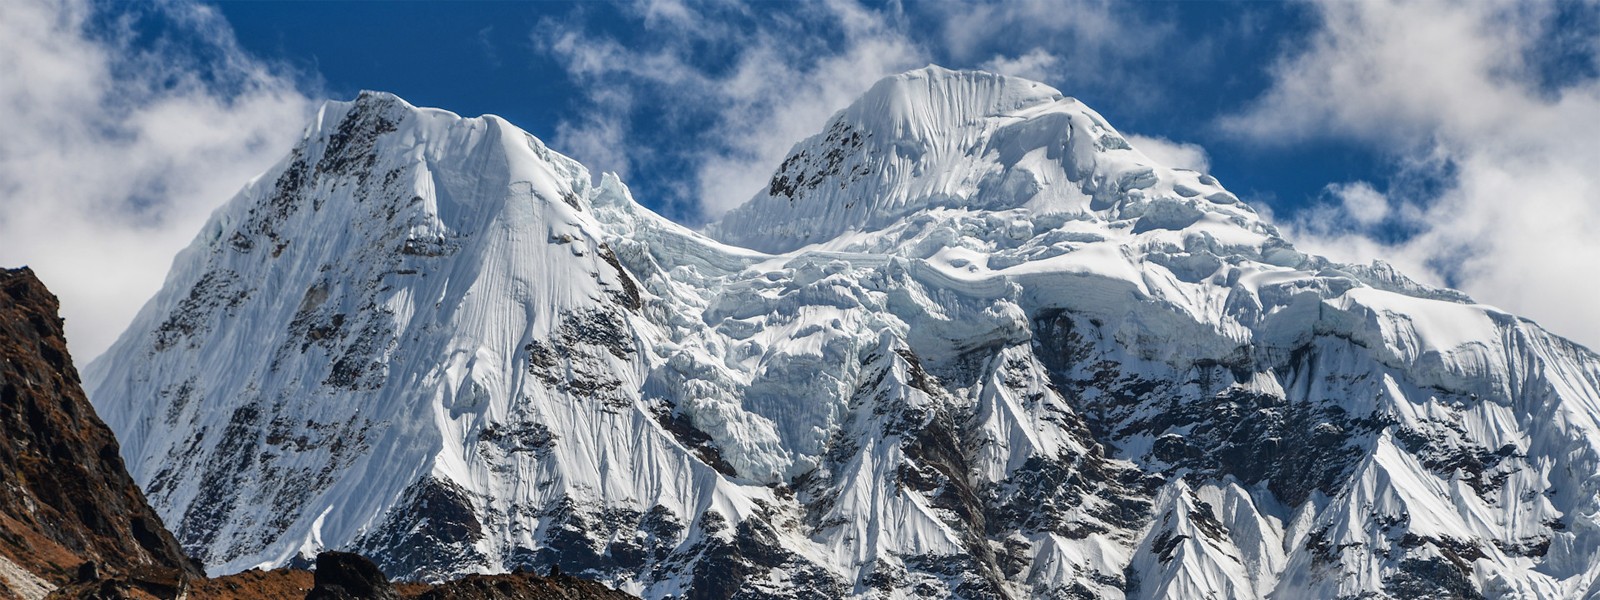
[86, 68, 1600, 599]
[710, 66, 1251, 254]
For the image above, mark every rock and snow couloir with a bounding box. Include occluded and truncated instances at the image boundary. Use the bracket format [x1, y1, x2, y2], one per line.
[86, 66, 1600, 599]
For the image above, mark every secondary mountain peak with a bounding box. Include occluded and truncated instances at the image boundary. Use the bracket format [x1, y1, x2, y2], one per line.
[709, 65, 1254, 256]
[838, 65, 1067, 141]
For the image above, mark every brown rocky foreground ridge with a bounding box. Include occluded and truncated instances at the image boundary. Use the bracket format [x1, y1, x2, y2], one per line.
[0, 266, 200, 599]
[0, 267, 634, 600]
[193, 552, 635, 600]
[49, 552, 634, 600]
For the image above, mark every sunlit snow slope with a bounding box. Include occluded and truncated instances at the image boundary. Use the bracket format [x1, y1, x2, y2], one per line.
[87, 67, 1600, 599]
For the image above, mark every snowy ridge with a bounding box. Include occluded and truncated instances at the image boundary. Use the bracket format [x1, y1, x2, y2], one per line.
[709, 66, 1251, 255]
[86, 67, 1600, 599]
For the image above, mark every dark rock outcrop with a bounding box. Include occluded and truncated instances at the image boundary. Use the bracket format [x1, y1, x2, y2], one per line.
[0, 267, 201, 597]
[305, 552, 397, 600]
[186, 554, 638, 600]
[294, 551, 633, 600]
[411, 569, 637, 600]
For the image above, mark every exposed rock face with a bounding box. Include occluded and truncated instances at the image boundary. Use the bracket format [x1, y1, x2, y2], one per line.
[0, 267, 201, 598]
[190, 568, 316, 599]
[305, 552, 398, 600]
[189, 552, 635, 600]
[411, 569, 637, 600]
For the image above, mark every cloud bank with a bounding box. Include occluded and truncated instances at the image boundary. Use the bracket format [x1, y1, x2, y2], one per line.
[1227, 0, 1600, 349]
[0, 0, 312, 360]
[536, 1, 923, 219]
[1127, 134, 1211, 173]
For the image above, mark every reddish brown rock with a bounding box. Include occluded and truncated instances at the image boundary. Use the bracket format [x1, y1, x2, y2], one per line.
[0, 267, 201, 597]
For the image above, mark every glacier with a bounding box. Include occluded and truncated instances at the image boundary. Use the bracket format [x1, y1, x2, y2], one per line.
[85, 66, 1600, 599]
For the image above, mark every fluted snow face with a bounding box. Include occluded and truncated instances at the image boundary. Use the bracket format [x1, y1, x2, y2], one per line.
[84, 92, 691, 578]
[709, 66, 1252, 255]
[87, 69, 1600, 600]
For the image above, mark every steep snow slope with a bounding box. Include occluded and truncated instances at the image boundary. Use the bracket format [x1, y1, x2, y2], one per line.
[84, 92, 748, 589]
[88, 68, 1600, 599]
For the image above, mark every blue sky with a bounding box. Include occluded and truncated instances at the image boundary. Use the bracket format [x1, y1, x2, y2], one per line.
[211, 1, 1377, 224]
[2, 0, 1598, 357]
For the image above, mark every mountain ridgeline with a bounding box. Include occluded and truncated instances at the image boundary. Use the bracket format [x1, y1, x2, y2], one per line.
[83, 67, 1600, 599]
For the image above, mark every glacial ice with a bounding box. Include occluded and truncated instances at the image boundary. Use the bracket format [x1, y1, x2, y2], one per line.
[83, 67, 1600, 599]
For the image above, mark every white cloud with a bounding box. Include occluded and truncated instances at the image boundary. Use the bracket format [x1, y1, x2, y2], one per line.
[934, 0, 1135, 66]
[1227, 0, 1600, 349]
[1326, 181, 1390, 226]
[1126, 134, 1211, 172]
[1220, 0, 1538, 146]
[692, 16, 924, 217]
[536, 1, 923, 220]
[929, 1, 1171, 109]
[0, 0, 312, 361]
[477, 26, 500, 68]
[980, 48, 1062, 82]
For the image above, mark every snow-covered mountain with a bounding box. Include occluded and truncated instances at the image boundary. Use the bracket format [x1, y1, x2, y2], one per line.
[86, 66, 1600, 599]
